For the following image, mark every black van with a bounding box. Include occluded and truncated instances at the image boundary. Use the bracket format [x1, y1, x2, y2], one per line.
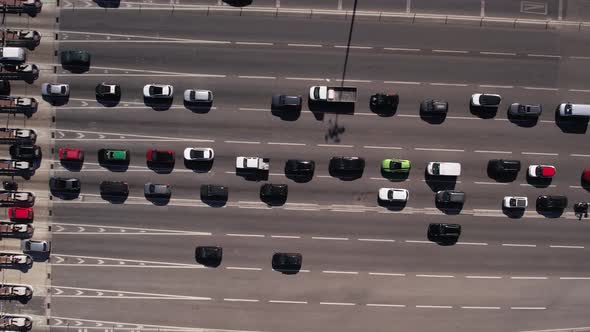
[99, 181, 129, 197]
[200, 184, 228, 202]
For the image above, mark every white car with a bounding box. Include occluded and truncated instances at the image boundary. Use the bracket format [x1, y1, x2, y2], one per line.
[184, 89, 213, 103]
[470, 93, 501, 107]
[143, 84, 173, 98]
[0, 47, 26, 63]
[41, 83, 70, 97]
[378, 188, 409, 202]
[528, 165, 556, 178]
[183, 148, 214, 161]
[503, 196, 528, 209]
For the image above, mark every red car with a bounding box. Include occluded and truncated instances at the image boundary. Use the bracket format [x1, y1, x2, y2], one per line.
[146, 149, 175, 163]
[583, 169, 590, 182]
[58, 148, 84, 161]
[8, 207, 34, 222]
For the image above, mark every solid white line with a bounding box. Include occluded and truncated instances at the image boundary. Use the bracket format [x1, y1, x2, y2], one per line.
[416, 305, 453, 309]
[267, 142, 306, 146]
[226, 267, 262, 271]
[474, 150, 512, 154]
[550, 245, 584, 249]
[226, 233, 265, 238]
[519, 183, 556, 188]
[237, 75, 276, 80]
[383, 47, 420, 52]
[370, 177, 389, 181]
[366, 303, 406, 308]
[322, 270, 359, 275]
[479, 84, 514, 89]
[235, 41, 273, 46]
[446, 116, 480, 120]
[357, 238, 396, 243]
[569, 185, 583, 189]
[522, 87, 559, 91]
[456, 242, 488, 246]
[269, 300, 307, 304]
[239, 107, 269, 112]
[320, 302, 356, 306]
[568, 89, 590, 93]
[570, 154, 590, 157]
[363, 145, 403, 150]
[528, 54, 561, 58]
[342, 79, 372, 83]
[480, 51, 517, 56]
[432, 49, 469, 54]
[569, 56, 590, 60]
[224, 140, 261, 144]
[383, 80, 421, 85]
[429, 82, 468, 87]
[416, 274, 455, 278]
[511, 307, 546, 310]
[287, 43, 322, 47]
[510, 276, 548, 280]
[316, 144, 354, 148]
[474, 182, 509, 185]
[316, 175, 332, 178]
[465, 276, 503, 279]
[559, 277, 590, 280]
[502, 244, 537, 247]
[461, 306, 501, 310]
[270, 235, 301, 239]
[224, 298, 259, 302]
[312, 237, 349, 241]
[415, 147, 464, 152]
[521, 151, 559, 156]
[334, 45, 373, 49]
[285, 77, 326, 81]
[368, 272, 406, 277]
[405, 240, 432, 244]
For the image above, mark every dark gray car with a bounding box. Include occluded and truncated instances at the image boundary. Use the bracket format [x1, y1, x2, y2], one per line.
[420, 99, 448, 114]
[271, 95, 302, 111]
[508, 103, 542, 117]
[144, 183, 171, 197]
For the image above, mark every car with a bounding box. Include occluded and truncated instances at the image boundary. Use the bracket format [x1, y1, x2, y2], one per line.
[58, 148, 84, 161]
[200, 184, 228, 202]
[272, 252, 302, 271]
[528, 165, 555, 178]
[183, 89, 213, 103]
[8, 207, 33, 222]
[381, 158, 411, 173]
[420, 99, 448, 114]
[284, 159, 315, 178]
[508, 103, 542, 117]
[0, 47, 26, 64]
[378, 188, 409, 202]
[99, 149, 129, 162]
[183, 147, 214, 161]
[100, 181, 129, 197]
[146, 149, 175, 164]
[470, 93, 501, 107]
[370, 93, 399, 110]
[95, 83, 121, 98]
[503, 196, 528, 209]
[143, 84, 173, 99]
[195, 246, 222, 266]
[427, 223, 461, 243]
[9, 145, 41, 160]
[260, 184, 288, 203]
[61, 50, 91, 67]
[435, 190, 466, 205]
[329, 156, 365, 173]
[536, 195, 568, 210]
[271, 94, 302, 111]
[0, 80, 10, 95]
[49, 177, 81, 193]
[20, 239, 51, 254]
[144, 183, 171, 197]
[41, 83, 70, 98]
[488, 159, 521, 175]
[583, 169, 590, 182]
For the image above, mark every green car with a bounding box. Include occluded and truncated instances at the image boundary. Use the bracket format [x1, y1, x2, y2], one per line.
[100, 149, 130, 162]
[381, 158, 411, 173]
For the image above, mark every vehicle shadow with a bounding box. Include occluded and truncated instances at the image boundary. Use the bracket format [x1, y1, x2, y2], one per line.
[62, 64, 90, 74]
[435, 201, 463, 215]
[201, 197, 227, 208]
[502, 206, 525, 219]
[369, 104, 397, 117]
[424, 172, 457, 192]
[272, 264, 301, 275]
[184, 101, 213, 114]
[98, 160, 129, 172]
[261, 195, 287, 207]
[145, 195, 171, 206]
[525, 175, 552, 188]
[50, 190, 80, 201]
[93, 0, 121, 7]
[60, 160, 83, 172]
[536, 207, 565, 218]
[469, 105, 498, 119]
[271, 108, 301, 121]
[285, 172, 313, 183]
[97, 96, 121, 108]
[486, 166, 518, 183]
[143, 97, 173, 111]
[42, 95, 69, 106]
[147, 161, 174, 175]
[328, 169, 363, 181]
[100, 193, 128, 204]
[555, 110, 588, 134]
[236, 169, 269, 182]
[223, 0, 253, 6]
[29, 252, 50, 263]
[195, 256, 221, 268]
[581, 176, 590, 192]
[380, 170, 410, 182]
[419, 111, 446, 125]
[184, 160, 213, 173]
[308, 100, 354, 121]
[377, 198, 407, 211]
[507, 112, 538, 128]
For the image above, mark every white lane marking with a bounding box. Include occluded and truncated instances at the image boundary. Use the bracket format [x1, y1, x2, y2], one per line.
[320, 302, 356, 306]
[511, 307, 546, 310]
[357, 238, 396, 243]
[383, 80, 421, 85]
[559, 277, 590, 280]
[550, 245, 584, 249]
[60, 29, 232, 44]
[416, 305, 453, 309]
[429, 82, 469, 87]
[474, 150, 512, 154]
[446, 116, 479, 120]
[521, 151, 559, 156]
[224, 140, 261, 144]
[312, 236, 349, 241]
[285, 77, 326, 81]
[269, 300, 307, 304]
[368, 272, 406, 277]
[570, 154, 590, 157]
[287, 43, 322, 47]
[384, 47, 420, 52]
[239, 107, 269, 112]
[316, 175, 332, 178]
[474, 182, 509, 185]
[322, 270, 359, 275]
[225, 267, 263, 271]
[367, 303, 406, 308]
[528, 54, 561, 58]
[568, 89, 590, 93]
[316, 144, 354, 148]
[502, 244, 537, 247]
[224, 298, 260, 302]
[569, 56, 590, 60]
[342, 79, 372, 83]
[56, 128, 214, 142]
[479, 84, 514, 89]
[465, 276, 503, 279]
[522, 86, 559, 91]
[461, 306, 501, 310]
[267, 142, 306, 146]
[226, 233, 265, 238]
[235, 41, 273, 46]
[363, 145, 403, 150]
[52, 285, 208, 300]
[270, 235, 301, 239]
[53, 222, 209, 235]
[480, 51, 517, 56]
[432, 49, 469, 54]
[416, 274, 455, 278]
[569, 185, 583, 189]
[510, 276, 548, 280]
[334, 45, 373, 49]
[519, 183, 556, 188]
[237, 75, 276, 80]
[405, 240, 432, 244]
[456, 242, 488, 246]
[415, 147, 464, 152]
[53, 254, 197, 267]
[370, 177, 390, 181]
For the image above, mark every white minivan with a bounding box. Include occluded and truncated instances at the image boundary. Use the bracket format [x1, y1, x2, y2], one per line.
[558, 103, 590, 117]
[0, 47, 26, 64]
[427, 162, 461, 176]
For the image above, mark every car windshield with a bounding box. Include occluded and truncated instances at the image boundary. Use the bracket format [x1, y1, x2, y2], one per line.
[313, 87, 320, 100]
[190, 150, 204, 158]
[387, 191, 394, 200]
[536, 167, 543, 177]
[60, 86, 66, 94]
[150, 86, 163, 95]
[391, 161, 401, 169]
[432, 163, 439, 174]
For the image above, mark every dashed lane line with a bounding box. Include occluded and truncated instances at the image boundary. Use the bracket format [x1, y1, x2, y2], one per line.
[479, 84, 514, 89]
[465, 276, 503, 279]
[429, 82, 469, 87]
[226, 233, 265, 238]
[223, 140, 261, 144]
[363, 145, 403, 150]
[474, 181, 509, 185]
[237, 75, 276, 80]
[287, 43, 322, 47]
[416, 274, 455, 278]
[368, 272, 406, 277]
[510, 277, 549, 280]
[527, 54, 561, 59]
[502, 244, 537, 248]
[522, 86, 559, 91]
[357, 238, 396, 243]
[311, 236, 349, 241]
[474, 150, 512, 154]
[320, 302, 356, 306]
[224, 298, 260, 302]
[511, 307, 547, 310]
[269, 300, 308, 304]
[235, 41, 274, 46]
[432, 49, 469, 54]
[521, 151, 559, 156]
[416, 305, 453, 309]
[549, 245, 585, 249]
[414, 147, 464, 152]
[405, 240, 433, 244]
[570, 154, 590, 157]
[226, 267, 263, 271]
[270, 235, 301, 239]
[383, 80, 421, 85]
[461, 306, 501, 310]
[367, 303, 406, 308]
[334, 45, 373, 50]
[383, 47, 420, 52]
[322, 270, 359, 275]
[559, 277, 590, 280]
[284, 77, 326, 81]
[480, 51, 517, 56]
[456, 242, 488, 246]
[316, 144, 354, 148]
[267, 142, 306, 146]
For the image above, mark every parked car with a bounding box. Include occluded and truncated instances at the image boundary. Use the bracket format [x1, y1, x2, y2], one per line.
[195, 246, 222, 266]
[329, 157, 365, 173]
[99, 149, 129, 162]
[488, 159, 521, 175]
[200, 184, 228, 202]
[583, 169, 590, 182]
[536, 195, 568, 210]
[272, 252, 302, 271]
[183, 147, 214, 161]
[100, 181, 129, 197]
[427, 223, 461, 243]
[260, 184, 288, 203]
[41, 83, 69, 98]
[58, 148, 84, 161]
[21, 239, 50, 254]
[470, 93, 501, 107]
[271, 94, 302, 111]
[528, 165, 555, 178]
[143, 84, 173, 99]
[0, 47, 26, 64]
[381, 158, 411, 173]
[284, 159, 315, 178]
[49, 177, 80, 193]
[9, 145, 41, 160]
[8, 207, 33, 222]
[144, 183, 171, 198]
[61, 50, 91, 67]
[146, 149, 175, 164]
[508, 103, 542, 117]
[378, 188, 409, 203]
[435, 190, 466, 205]
[183, 89, 213, 103]
[420, 99, 448, 114]
[503, 196, 528, 209]
[370, 93, 399, 110]
[95, 82, 121, 98]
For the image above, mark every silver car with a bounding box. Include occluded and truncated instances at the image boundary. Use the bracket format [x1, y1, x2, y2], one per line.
[21, 239, 51, 254]
[144, 183, 171, 197]
[184, 89, 213, 103]
[41, 83, 70, 97]
[508, 103, 542, 117]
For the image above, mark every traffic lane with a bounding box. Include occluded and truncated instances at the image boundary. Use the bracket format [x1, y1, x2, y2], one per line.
[59, 11, 590, 55]
[52, 234, 590, 276]
[52, 203, 590, 247]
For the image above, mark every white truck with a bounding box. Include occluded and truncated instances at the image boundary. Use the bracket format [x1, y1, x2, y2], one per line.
[0, 284, 33, 303]
[0, 314, 33, 331]
[0, 222, 33, 239]
[0, 159, 30, 176]
[0, 191, 35, 207]
[235, 157, 270, 171]
[0, 252, 33, 270]
[427, 162, 461, 176]
[0, 128, 36, 145]
[309, 86, 357, 103]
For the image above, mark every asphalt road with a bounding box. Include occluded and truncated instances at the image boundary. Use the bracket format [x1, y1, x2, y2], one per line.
[50, 8, 590, 332]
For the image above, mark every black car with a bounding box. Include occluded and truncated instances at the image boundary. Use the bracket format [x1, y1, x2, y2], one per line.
[284, 159, 315, 178]
[200, 184, 228, 202]
[49, 177, 80, 193]
[9, 145, 41, 160]
[95, 83, 121, 98]
[0, 80, 10, 95]
[260, 183, 288, 204]
[61, 50, 91, 67]
[329, 156, 365, 173]
[420, 99, 448, 114]
[99, 181, 129, 197]
[435, 190, 466, 205]
[508, 103, 542, 117]
[195, 246, 222, 267]
[427, 223, 461, 243]
[536, 195, 568, 210]
[370, 93, 399, 110]
[271, 95, 302, 111]
[488, 159, 521, 174]
[272, 252, 302, 271]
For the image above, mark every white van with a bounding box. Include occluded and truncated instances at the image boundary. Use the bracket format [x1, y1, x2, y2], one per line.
[0, 47, 26, 64]
[558, 103, 590, 117]
[427, 162, 461, 176]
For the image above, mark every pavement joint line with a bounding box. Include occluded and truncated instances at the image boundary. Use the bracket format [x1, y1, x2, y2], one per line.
[368, 272, 406, 277]
[522, 86, 559, 91]
[319, 302, 356, 306]
[465, 276, 503, 279]
[311, 236, 349, 241]
[226, 267, 263, 271]
[383, 80, 421, 85]
[287, 43, 322, 47]
[527, 54, 561, 58]
[270, 235, 301, 239]
[397, 114, 420, 118]
[502, 243, 537, 247]
[267, 142, 306, 146]
[480, 51, 516, 56]
[237, 75, 276, 79]
[414, 147, 464, 152]
[224, 298, 260, 302]
[416, 274, 455, 278]
[510, 276, 548, 280]
[432, 49, 469, 54]
[317, 144, 354, 148]
[456, 242, 488, 246]
[474, 181, 509, 185]
[511, 307, 546, 310]
[549, 245, 585, 249]
[479, 84, 514, 89]
[322, 270, 359, 275]
[416, 305, 453, 309]
[383, 47, 420, 52]
[366, 303, 406, 307]
[429, 82, 469, 87]
[235, 41, 274, 46]
[357, 238, 396, 242]
[341, 79, 372, 83]
[52, 222, 206, 234]
[461, 306, 501, 310]
[268, 300, 308, 304]
[226, 233, 265, 238]
[521, 151, 559, 156]
[224, 140, 261, 144]
[569, 56, 590, 60]
[474, 150, 512, 154]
